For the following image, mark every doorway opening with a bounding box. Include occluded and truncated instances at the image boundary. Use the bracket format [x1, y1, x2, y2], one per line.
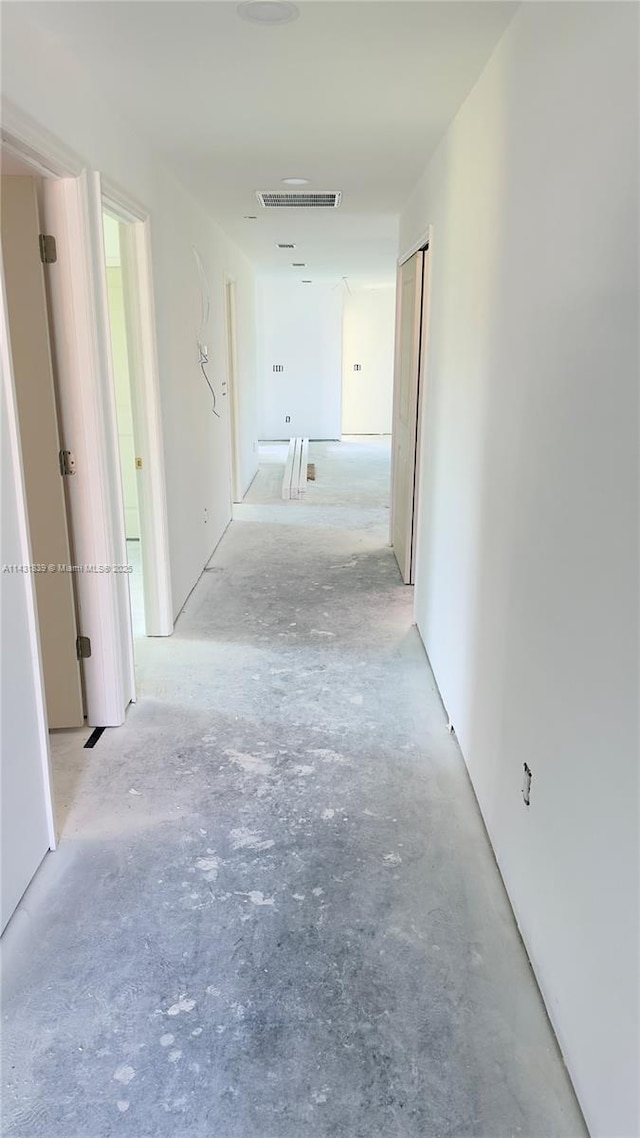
[390, 240, 431, 585]
[102, 211, 145, 638]
[1, 121, 173, 727]
[1, 117, 174, 932]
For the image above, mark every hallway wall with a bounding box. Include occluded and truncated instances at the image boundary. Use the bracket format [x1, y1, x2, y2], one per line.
[342, 285, 395, 435]
[1, 4, 259, 622]
[257, 278, 343, 440]
[400, 5, 638, 1136]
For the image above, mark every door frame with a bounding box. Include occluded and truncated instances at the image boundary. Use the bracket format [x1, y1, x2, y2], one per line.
[399, 224, 432, 269]
[1, 102, 172, 729]
[101, 183, 173, 636]
[390, 226, 433, 587]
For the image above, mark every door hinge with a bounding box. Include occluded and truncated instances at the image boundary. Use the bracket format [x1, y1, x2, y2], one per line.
[39, 234, 57, 264]
[76, 635, 91, 660]
[59, 449, 76, 476]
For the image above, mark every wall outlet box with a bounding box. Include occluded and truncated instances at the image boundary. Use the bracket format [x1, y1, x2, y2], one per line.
[522, 763, 532, 806]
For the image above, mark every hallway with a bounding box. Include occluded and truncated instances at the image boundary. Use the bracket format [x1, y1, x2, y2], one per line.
[3, 441, 584, 1138]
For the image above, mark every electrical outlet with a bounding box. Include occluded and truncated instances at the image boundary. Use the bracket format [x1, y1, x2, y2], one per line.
[522, 763, 532, 806]
[353, 363, 362, 371]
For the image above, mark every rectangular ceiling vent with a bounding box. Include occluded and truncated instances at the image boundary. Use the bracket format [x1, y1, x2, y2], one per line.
[257, 191, 342, 209]
[276, 243, 296, 249]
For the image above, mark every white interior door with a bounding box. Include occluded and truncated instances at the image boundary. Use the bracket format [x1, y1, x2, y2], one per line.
[1, 271, 56, 932]
[390, 249, 425, 583]
[0, 175, 84, 727]
[41, 171, 135, 725]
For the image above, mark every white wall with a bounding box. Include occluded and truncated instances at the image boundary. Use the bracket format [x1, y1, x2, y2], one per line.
[231, 270, 259, 498]
[342, 285, 395, 435]
[258, 278, 343, 440]
[1, 4, 259, 621]
[401, 5, 638, 1136]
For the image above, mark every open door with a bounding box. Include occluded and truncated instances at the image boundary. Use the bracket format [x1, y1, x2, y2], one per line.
[42, 170, 135, 725]
[0, 175, 84, 728]
[390, 248, 427, 583]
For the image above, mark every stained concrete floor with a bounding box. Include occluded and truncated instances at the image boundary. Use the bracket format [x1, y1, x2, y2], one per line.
[2, 438, 586, 1138]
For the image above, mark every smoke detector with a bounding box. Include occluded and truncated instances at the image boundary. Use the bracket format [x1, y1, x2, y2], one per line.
[257, 190, 342, 209]
[237, 2, 299, 25]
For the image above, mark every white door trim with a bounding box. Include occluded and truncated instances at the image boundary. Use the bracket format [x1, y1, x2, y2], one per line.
[1, 98, 83, 180]
[398, 224, 432, 269]
[101, 177, 149, 227]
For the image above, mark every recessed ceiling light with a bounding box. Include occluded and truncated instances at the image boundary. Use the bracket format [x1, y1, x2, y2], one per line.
[282, 177, 309, 186]
[237, 2, 299, 26]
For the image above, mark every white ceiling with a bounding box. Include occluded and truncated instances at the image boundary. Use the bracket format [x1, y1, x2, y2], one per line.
[22, 1, 516, 284]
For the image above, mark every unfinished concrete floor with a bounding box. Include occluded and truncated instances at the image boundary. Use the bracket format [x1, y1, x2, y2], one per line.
[2, 439, 586, 1138]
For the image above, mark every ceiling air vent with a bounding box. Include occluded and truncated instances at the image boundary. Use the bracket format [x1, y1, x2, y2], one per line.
[257, 191, 342, 209]
[276, 243, 296, 249]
